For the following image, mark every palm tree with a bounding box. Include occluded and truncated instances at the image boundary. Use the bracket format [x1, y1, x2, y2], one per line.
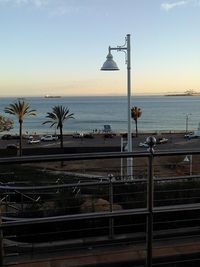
[43, 105, 74, 149]
[4, 100, 36, 156]
[131, 106, 142, 137]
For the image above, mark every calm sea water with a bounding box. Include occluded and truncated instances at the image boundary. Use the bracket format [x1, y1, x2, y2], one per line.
[0, 95, 199, 134]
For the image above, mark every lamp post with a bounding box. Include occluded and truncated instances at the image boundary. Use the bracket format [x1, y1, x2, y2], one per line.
[101, 34, 133, 177]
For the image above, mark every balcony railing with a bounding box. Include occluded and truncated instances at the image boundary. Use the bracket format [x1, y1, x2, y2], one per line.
[1, 149, 200, 266]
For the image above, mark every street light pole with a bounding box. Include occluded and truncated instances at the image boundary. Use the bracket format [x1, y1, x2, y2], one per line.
[101, 34, 133, 178]
[126, 34, 132, 156]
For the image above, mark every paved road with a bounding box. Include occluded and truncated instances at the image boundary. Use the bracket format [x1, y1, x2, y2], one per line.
[0, 133, 200, 152]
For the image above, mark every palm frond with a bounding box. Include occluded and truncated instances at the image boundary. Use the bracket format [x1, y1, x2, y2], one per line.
[43, 105, 74, 130]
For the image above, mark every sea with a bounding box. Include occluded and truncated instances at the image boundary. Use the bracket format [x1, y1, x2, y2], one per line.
[0, 95, 199, 135]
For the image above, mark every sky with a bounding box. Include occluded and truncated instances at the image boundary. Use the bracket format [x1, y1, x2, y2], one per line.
[0, 0, 200, 96]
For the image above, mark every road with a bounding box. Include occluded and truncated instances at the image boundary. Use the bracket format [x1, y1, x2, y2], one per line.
[0, 133, 200, 152]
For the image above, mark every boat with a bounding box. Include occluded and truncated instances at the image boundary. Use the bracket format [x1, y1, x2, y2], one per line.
[44, 95, 61, 98]
[165, 90, 200, 96]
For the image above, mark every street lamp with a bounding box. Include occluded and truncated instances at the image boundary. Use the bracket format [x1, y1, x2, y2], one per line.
[101, 34, 133, 177]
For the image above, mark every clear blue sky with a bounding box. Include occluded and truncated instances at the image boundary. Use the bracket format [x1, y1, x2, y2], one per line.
[0, 0, 200, 96]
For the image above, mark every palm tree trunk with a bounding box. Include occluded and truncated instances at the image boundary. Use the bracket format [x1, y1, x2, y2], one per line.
[19, 120, 23, 156]
[60, 125, 64, 150]
[60, 125, 64, 167]
[135, 120, 138, 137]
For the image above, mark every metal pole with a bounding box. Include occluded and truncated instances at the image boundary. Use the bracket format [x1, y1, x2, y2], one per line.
[101, 34, 133, 178]
[109, 175, 114, 239]
[186, 113, 191, 134]
[190, 155, 192, 176]
[126, 34, 133, 178]
[120, 137, 123, 178]
[186, 115, 188, 134]
[146, 143, 154, 267]
[0, 200, 4, 267]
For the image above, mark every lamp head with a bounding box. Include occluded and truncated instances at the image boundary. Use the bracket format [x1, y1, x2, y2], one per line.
[101, 51, 119, 71]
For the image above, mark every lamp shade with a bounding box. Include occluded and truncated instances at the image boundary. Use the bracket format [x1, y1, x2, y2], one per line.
[101, 52, 119, 71]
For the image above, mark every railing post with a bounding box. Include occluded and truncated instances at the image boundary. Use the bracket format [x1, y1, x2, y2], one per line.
[146, 136, 156, 267]
[108, 174, 114, 239]
[0, 200, 4, 267]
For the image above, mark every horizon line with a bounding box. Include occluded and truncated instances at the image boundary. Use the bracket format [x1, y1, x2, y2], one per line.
[0, 93, 167, 98]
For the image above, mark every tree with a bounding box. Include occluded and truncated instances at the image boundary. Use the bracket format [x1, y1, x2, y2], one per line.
[131, 106, 142, 137]
[4, 100, 36, 156]
[43, 105, 74, 149]
[0, 115, 14, 132]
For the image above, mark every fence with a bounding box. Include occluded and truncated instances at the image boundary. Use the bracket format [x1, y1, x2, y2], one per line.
[1, 149, 200, 266]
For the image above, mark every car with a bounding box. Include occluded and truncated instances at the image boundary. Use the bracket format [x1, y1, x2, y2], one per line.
[121, 133, 134, 138]
[104, 133, 114, 138]
[1, 134, 12, 140]
[139, 142, 149, 148]
[23, 135, 33, 140]
[157, 137, 168, 144]
[83, 133, 94, 139]
[27, 138, 41, 144]
[12, 135, 20, 140]
[40, 135, 58, 141]
[72, 132, 83, 138]
[6, 144, 18, 149]
[184, 133, 198, 139]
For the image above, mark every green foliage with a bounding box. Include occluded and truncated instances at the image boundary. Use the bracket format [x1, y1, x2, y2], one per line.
[4, 100, 36, 121]
[4, 100, 36, 156]
[131, 106, 142, 137]
[43, 105, 74, 129]
[43, 105, 74, 149]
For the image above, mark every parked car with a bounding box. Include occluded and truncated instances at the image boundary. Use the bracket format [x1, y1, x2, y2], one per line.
[157, 137, 168, 144]
[184, 133, 198, 139]
[104, 133, 114, 138]
[72, 132, 83, 138]
[40, 135, 58, 141]
[121, 133, 134, 138]
[12, 135, 20, 140]
[27, 138, 41, 144]
[83, 133, 94, 139]
[1, 134, 12, 140]
[23, 135, 33, 140]
[6, 144, 18, 149]
[139, 142, 149, 148]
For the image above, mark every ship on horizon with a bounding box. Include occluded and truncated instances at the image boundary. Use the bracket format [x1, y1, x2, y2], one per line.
[44, 95, 61, 98]
[165, 90, 200, 96]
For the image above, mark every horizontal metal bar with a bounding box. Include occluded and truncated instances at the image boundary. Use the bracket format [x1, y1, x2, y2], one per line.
[0, 174, 198, 191]
[0, 149, 199, 165]
[110, 47, 128, 51]
[154, 202, 200, 213]
[155, 174, 200, 181]
[1, 208, 149, 228]
[0, 178, 144, 191]
[0, 151, 146, 165]
[2, 202, 200, 229]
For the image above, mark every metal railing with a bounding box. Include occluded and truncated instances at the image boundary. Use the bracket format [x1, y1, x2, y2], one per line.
[1, 149, 200, 266]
